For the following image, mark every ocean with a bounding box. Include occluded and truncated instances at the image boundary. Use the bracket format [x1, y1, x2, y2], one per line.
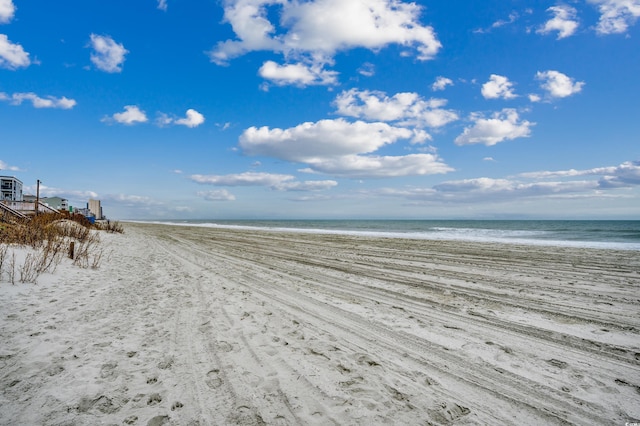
[144, 219, 640, 251]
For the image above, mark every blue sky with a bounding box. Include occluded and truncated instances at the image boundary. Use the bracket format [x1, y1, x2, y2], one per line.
[1, 0, 639, 220]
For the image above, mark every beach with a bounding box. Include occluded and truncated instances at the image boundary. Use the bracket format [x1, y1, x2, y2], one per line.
[1, 221, 639, 425]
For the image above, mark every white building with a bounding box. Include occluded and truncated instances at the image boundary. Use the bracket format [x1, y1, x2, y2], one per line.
[0, 176, 23, 201]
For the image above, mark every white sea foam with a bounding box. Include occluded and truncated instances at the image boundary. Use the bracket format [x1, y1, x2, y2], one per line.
[129, 220, 640, 250]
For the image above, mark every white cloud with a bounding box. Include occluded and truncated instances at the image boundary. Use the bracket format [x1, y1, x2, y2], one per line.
[536, 70, 584, 98]
[432, 178, 598, 199]
[537, 5, 579, 39]
[209, 0, 441, 85]
[239, 118, 452, 178]
[299, 153, 453, 178]
[197, 190, 236, 201]
[191, 172, 296, 187]
[240, 118, 413, 162]
[157, 109, 205, 128]
[474, 12, 519, 34]
[157, 0, 168, 11]
[0, 159, 20, 171]
[30, 184, 100, 201]
[334, 89, 458, 128]
[103, 105, 148, 125]
[190, 172, 337, 192]
[520, 160, 640, 187]
[0, 0, 15, 23]
[175, 109, 205, 128]
[455, 109, 534, 146]
[374, 160, 640, 206]
[275, 180, 338, 191]
[481, 74, 517, 100]
[103, 193, 160, 206]
[588, 0, 640, 34]
[528, 93, 542, 102]
[358, 62, 375, 77]
[89, 34, 128, 73]
[0, 34, 30, 69]
[258, 60, 338, 86]
[0, 92, 76, 109]
[491, 12, 519, 29]
[432, 76, 453, 91]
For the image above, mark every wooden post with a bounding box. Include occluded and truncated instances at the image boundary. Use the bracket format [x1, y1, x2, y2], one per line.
[35, 179, 41, 216]
[68, 241, 75, 259]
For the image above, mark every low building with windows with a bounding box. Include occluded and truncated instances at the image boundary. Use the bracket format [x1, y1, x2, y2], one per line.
[23, 195, 69, 213]
[1, 176, 23, 202]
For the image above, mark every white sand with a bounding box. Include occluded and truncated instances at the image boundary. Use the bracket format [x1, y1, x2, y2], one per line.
[1, 222, 639, 425]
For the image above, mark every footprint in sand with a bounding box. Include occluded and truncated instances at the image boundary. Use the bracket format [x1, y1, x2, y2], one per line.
[147, 393, 162, 405]
[206, 369, 223, 389]
[100, 362, 118, 380]
[146, 415, 170, 426]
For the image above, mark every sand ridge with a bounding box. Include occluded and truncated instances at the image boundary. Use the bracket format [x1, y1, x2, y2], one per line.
[1, 222, 639, 425]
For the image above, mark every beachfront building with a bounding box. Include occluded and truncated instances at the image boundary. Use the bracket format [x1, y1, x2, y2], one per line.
[25, 195, 69, 211]
[88, 199, 103, 220]
[0, 176, 23, 202]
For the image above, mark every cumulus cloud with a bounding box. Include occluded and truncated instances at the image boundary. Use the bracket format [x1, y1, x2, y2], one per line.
[103, 105, 148, 125]
[157, 0, 168, 11]
[0, 92, 76, 109]
[432, 76, 453, 91]
[0, 0, 15, 23]
[455, 109, 534, 146]
[239, 118, 452, 178]
[197, 189, 236, 201]
[481, 74, 517, 100]
[175, 109, 205, 128]
[158, 109, 205, 128]
[0, 34, 30, 69]
[536, 70, 584, 98]
[89, 34, 128, 73]
[537, 5, 579, 39]
[258, 60, 338, 86]
[588, 0, 640, 34]
[528, 93, 542, 103]
[334, 89, 458, 128]
[240, 118, 413, 161]
[209, 0, 441, 85]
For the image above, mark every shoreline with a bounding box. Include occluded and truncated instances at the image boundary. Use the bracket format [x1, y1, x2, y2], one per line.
[126, 219, 640, 251]
[1, 221, 639, 425]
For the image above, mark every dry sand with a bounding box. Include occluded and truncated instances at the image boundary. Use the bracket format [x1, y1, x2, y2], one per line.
[1, 222, 639, 425]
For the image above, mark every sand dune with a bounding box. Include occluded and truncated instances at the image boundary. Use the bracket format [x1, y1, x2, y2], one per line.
[1, 222, 639, 425]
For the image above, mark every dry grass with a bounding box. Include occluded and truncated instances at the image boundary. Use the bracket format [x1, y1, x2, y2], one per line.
[0, 212, 121, 283]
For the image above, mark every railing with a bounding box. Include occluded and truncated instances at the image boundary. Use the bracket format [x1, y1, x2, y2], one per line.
[0, 200, 59, 214]
[0, 201, 29, 220]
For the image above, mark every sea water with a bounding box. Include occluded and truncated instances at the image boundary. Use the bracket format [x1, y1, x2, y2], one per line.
[147, 220, 640, 251]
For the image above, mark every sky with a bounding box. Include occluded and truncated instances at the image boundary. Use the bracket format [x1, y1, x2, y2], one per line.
[1, 0, 639, 220]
